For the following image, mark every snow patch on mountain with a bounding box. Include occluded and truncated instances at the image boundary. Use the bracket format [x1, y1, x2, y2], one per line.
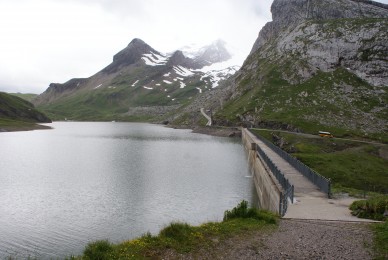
[142, 52, 169, 66]
[173, 66, 195, 77]
[194, 59, 240, 88]
[131, 80, 139, 87]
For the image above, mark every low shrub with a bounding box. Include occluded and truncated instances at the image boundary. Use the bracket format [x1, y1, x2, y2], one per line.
[83, 240, 114, 260]
[159, 222, 194, 241]
[223, 200, 277, 224]
[349, 195, 388, 221]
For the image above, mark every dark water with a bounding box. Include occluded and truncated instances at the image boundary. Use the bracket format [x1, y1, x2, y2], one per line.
[0, 122, 255, 259]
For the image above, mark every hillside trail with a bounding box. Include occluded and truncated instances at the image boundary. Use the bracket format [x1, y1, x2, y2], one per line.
[200, 108, 212, 126]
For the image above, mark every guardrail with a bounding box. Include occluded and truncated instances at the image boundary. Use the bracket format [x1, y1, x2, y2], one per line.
[255, 143, 294, 217]
[249, 129, 332, 198]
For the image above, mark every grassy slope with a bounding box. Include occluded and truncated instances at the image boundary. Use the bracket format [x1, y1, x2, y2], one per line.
[37, 67, 201, 121]
[252, 129, 388, 194]
[217, 66, 387, 141]
[9, 93, 38, 102]
[0, 92, 51, 131]
[38, 84, 195, 122]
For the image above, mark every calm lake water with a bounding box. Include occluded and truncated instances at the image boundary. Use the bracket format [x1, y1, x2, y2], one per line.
[0, 122, 255, 259]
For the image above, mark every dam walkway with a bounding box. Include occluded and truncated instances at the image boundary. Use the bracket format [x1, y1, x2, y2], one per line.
[243, 129, 375, 222]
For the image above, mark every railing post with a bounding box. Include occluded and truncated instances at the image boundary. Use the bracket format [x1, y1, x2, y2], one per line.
[328, 178, 332, 199]
[279, 192, 284, 217]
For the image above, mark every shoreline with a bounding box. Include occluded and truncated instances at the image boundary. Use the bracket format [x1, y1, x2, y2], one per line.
[0, 122, 52, 133]
[169, 125, 242, 138]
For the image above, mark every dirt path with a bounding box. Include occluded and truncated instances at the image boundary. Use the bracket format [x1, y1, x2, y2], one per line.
[160, 219, 374, 259]
[200, 108, 212, 126]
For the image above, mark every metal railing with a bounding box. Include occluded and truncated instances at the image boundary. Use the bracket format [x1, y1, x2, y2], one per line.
[249, 129, 332, 198]
[255, 143, 294, 217]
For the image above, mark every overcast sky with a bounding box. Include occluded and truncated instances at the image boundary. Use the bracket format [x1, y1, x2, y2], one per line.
[1, 0, 387, 94]
[0, 0, 273, 94]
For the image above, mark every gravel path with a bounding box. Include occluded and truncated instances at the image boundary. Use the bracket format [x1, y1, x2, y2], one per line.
[160, 219, 374, 259]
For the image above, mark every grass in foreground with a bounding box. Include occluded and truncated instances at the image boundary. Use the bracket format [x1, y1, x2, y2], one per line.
[373, 220, 388, 260]
[350, 196, 388, 259]
[69, 201, 277, 259]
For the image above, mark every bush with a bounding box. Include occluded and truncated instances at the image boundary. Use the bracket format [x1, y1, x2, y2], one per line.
[223, 200, 277, 224]
[83, 240, 114, 260]
[159, 222, 194, 241]
[350, 195, 388, 221]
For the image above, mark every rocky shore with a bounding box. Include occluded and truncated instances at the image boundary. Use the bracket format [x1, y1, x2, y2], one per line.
[192, 126, 242, 137]
[169, 125, 242, 138]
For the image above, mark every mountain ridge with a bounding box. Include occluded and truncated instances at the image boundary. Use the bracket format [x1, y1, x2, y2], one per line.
[34, 39, 238, 121]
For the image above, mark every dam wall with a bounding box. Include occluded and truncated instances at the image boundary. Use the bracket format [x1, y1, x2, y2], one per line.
[242, 128, 283, 215]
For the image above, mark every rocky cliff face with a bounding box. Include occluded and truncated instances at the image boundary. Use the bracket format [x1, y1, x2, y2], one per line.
[251, 0, 388, 53]
[248, 0, 388, 87]
[200, 0, 388, 137]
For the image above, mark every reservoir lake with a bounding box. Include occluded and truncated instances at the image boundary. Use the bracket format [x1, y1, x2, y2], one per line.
[0, 122, 255, 259]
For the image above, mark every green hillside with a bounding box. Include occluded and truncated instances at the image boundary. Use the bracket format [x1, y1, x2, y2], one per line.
[0, 92, 51, 131]
[37, 71, 201, 122]
[9, 93, 38, 102]
[216, 66, 387, 141]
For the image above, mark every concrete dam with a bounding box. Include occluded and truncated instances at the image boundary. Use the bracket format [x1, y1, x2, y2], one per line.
[241, 128, 364, 220]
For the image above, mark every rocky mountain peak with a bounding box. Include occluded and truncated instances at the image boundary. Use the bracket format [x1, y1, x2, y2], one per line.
[113, 38, 156, 63]
[102, 38, 158, 73]
[251, 0, 388, 53]
[127, 38, 146, 46]
[166, 50, 193, 68]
